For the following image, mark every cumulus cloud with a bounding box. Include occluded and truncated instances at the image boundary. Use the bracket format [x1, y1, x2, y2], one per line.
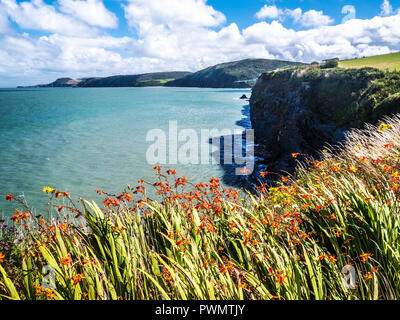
[2, 0, 94, 36]
[380, 0, 393, 16]
[122, 0, 261, 70]
[255, 5, 283, 20]
[0, 0, 399, 86]
[0, 4, 10, 33]
[124, 0, 226, 29]
[296, 9, 334, 27]
[255, 3, 334, 28]
[58, 0, 118, 29]
[243, 14, 400, 62]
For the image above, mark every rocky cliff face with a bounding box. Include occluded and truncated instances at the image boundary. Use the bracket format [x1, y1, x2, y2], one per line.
[250, 66, 400, 173]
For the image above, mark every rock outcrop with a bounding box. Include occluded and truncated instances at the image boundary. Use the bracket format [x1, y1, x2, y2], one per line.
[250, 66, 400, 173]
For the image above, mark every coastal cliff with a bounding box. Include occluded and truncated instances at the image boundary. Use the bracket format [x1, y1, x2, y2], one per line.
[250, 66, 400, 173]
[18, 58, 303, 89]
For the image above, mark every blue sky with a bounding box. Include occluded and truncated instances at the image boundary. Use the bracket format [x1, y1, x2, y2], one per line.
[0, 0, 399, 86]
[209, 0, 398, 28]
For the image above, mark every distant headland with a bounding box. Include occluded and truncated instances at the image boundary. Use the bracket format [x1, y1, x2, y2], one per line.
[18, 58, 303, 89]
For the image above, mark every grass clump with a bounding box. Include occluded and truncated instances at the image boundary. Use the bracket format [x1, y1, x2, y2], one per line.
[1, 116, 400, 300]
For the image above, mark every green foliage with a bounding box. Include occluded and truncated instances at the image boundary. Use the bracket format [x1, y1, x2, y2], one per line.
[320, 60, 339, 69]
[1, 117, 400, 300]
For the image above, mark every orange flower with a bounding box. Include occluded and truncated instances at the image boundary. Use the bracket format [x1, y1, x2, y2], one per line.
[360, 253, 373, 264]
[44, 288, 56, 299]
[20, 212, 30, 220]
[5, 194, 14, 201]
[73, 273, 85, 286]
[219, 265, 228, 274]
[347, 166, 358, 173]
[11, 214, 20, 222]
[275, 271, 288, 285]
[260, 171, 268, 177]
[292, 153, 300, 158]
[327, 255, 337, 263]
[103, 197, 120, 208]
[0, 252, 5, 263]
[371, 266, 380, 273]
[364, 273, 373, 281]
[365, 198, 373, 202]
[299, 233, 309, 240]
[314, 161, 324, 168]
[125, 193, 133, 202]
[60, 255, 72, 266]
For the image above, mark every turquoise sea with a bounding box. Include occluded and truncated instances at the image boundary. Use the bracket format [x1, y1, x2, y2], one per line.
[0, 87, 251, 216]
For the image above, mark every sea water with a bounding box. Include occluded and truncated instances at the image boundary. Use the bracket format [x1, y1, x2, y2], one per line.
[0, 87, 251, 215]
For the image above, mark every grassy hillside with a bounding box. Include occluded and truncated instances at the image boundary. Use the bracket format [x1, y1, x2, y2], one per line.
[21, 72, 192, 88]
[165, 58, 303, 88]
[339, 52, 400, 71]
[79, 72, 192, 87]
[1, 116, 400, 300]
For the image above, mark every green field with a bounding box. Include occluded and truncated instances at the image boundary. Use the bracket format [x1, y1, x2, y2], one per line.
[339, 52, 400, 71]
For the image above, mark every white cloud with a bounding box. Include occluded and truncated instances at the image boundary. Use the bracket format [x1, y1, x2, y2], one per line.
[255, 5, 283, 20]
[124, 0, 226, 29]
[243, 14, 400, 62]
[0, 4, 10, 33]
[380, 0, 393, 16]
[2, 0, 94, 36]
[0, 0, 399, 86]
[255, 3, 334, 28]
[297, 9, 334, 27]
[286, 8, 302, 23]
[58, 0, 118, 29]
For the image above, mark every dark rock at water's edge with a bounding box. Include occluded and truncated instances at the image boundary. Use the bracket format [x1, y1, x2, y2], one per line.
[249, 66, 400, 175]
[240, 94, 248, 99]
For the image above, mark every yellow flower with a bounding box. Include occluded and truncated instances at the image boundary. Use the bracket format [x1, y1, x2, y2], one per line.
[43, 187, 55, 193]
[364, 273, 373, 281]
[378, 123, 391, 132]
[347, 166, 358, 173]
